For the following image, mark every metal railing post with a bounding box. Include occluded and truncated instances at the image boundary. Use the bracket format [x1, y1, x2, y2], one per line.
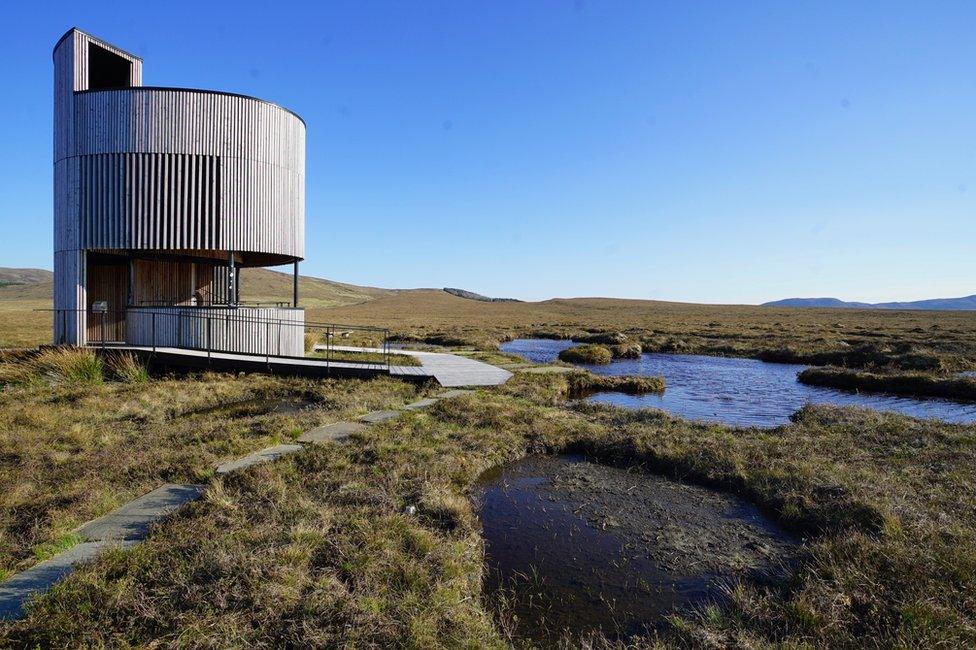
[100, 312, 106, 351]
[266, 320, 271, 365]
[207, 316, 212, 361]
[152, 312, 156, 353]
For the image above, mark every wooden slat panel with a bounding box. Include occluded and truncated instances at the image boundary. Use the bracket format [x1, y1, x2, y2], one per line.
[126, 307, 304, 356]
[70, 89, 304, 259]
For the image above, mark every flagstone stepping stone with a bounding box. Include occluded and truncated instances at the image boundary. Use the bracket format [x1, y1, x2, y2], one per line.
[215, 444, 302, 475]
[297, 421, 366, 443]
[75, 484, 206, 541]
[0, 541, 136, 621]
[359, 410, 402, 424]
[403, 397, 440, 411]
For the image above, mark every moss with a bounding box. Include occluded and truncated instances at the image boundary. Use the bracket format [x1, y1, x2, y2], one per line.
[558, 344, 613, 365]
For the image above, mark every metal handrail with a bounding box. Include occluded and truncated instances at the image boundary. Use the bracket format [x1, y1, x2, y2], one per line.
[37, 308, 392, 372]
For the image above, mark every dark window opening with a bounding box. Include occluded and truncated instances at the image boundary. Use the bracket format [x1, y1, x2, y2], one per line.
[88, 43, 131, 90]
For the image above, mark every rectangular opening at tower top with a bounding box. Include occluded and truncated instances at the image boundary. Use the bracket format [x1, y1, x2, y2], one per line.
[88, 43, 131, 90]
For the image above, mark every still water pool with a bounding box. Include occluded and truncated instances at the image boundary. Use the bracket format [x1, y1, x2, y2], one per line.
[473, 455, 797, 643]
[501, 339, 976, 427]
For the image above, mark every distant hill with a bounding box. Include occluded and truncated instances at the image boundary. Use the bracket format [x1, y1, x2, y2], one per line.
[443, 288, 521, 303]
[763, 295, 976, 311]
[0, 266, 394, 308]
[240, 268, 395, 308]
[0, 268, 52, 287]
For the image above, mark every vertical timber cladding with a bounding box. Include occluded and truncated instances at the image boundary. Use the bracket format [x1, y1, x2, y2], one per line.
[71, 89, 305, 257]
[53, 28, 306, 352]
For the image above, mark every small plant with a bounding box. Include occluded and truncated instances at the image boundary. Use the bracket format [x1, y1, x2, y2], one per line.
[107, 352, 149, 383]
[32, 347, 103, 384]
[558, 344, 613, 365]
[304, 332, 319, 354]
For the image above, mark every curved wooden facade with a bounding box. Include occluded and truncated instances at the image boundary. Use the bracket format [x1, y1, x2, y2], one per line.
[53, 28, 306, 354]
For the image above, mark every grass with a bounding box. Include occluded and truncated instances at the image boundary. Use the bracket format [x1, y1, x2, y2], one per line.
[558, 344, 613, 365]
[306, 349, 423, 366]
[105, 351, 150, 383]
[0, 352, 424, 577]
[798, 366, 976, 402]
[565, 369, 665, 395]
[3, 371, 976, 646]
[0, 347, 104, 385]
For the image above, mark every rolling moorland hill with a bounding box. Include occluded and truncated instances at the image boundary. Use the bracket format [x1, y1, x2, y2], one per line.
[2, 267, 976, 370]
[0, 268, 392, 307]
[764, 295, 976, 310]
[0, 268, 52, 287]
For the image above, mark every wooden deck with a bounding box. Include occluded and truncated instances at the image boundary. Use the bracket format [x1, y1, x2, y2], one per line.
[319, 345, 513, 387]
[96, 344, 512, 387]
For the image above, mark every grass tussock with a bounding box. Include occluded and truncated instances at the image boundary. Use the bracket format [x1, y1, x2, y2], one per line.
[105, 352, 149, 383]
[303, 332, 318, 354]
[4, 372, 976, 647]
[30, 347, 104, 385]
[565, 370, 665, 396]
[558, 344, 613, 365]
[798, 366, 976, 402]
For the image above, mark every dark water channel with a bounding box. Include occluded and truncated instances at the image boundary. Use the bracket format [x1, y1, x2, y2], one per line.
[501, 339, 976, 427]
[473, 455, 797, 644]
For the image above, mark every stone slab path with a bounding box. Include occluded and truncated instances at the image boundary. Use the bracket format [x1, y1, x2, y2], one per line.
[0, 386, 478, 621]
[75, 484, 206, 541]
[297, 421, 366, 443]
[403, 397, 440, 411]
[0, 483, 205, 621]
[215, 444, 303, 475]
[0, 541, 137, 620]
[360, 410, 402, 424]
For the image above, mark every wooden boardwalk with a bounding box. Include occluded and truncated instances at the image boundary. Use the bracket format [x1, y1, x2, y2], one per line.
[321, 345, 513, 387]
[97, 344, 512, 387]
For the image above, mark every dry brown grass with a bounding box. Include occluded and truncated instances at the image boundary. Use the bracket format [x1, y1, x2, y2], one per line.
[0, 359, 423, 578]
[4, 372, 976, 647]
[313, 290, 976, 371]
[799, 366, 976, 402]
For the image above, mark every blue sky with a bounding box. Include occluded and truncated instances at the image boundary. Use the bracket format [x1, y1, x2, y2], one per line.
[3, 2, 975, 303]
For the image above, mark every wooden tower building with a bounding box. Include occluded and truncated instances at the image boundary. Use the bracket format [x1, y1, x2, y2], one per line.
[53, 28, 306, 354]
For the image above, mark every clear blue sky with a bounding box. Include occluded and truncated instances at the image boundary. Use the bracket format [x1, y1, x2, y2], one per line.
[3, 1, 975, 303]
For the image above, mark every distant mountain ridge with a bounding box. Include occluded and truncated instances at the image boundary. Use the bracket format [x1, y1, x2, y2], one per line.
[763, 295, 976, 311]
